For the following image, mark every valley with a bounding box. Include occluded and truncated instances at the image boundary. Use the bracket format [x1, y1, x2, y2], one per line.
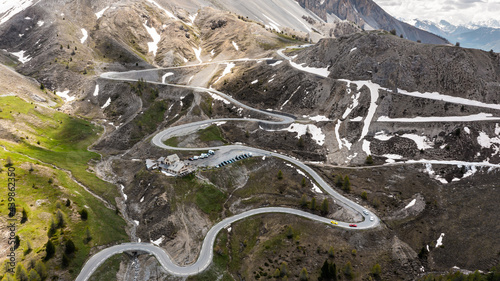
[0, 0, 499, 280]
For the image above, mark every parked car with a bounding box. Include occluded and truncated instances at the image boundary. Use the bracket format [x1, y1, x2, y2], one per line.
[363, 210, 369, 215]
[330, 220, 338, 225]
[349, 224, 357, 227]
[370, 216, 374, 221]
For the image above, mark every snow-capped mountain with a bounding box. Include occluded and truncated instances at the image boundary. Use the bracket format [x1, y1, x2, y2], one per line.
[406, 19, 500, 52]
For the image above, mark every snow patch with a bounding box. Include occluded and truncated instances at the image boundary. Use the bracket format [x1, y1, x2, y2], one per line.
[405, 199, 416, 209]
[207, 91, 230, 105]
[312, 183, 323, 193]
[349, 47, 357, 53]
[374, 131, 393, 141]
[396, 88, 500, 111]
[232, 41, 239, 51]
[147, 0, 175, 19]
[151, 236, 164, 246]
[188, 13, 197, 25]
[289, 61, 330, 77]
[435, 233, 445, 248]
[477, 131, 500, 149]
[95, 6, 109, 19]
[401, 134, 433, 150]
[133, 220, 139, 226]
[350, 116, 363, 122]
[342, 91, 361, 119]
[162, 72, 174, 84]
[270, 60, 282, 66]
[80, 28, 88, 44]
[56, 90, 75, 102]
[421, 163, 448, 184]
[377, 113, 500, 122]
[214, 63, 235, 84]
[335, 120, 342, 149]
[101, 97, 111, 109]
[280, 123, 325, 146]
[36, 20, 44, 27]
[464, 127, 470, 134]
[251, 80, 258, 84]
[120, 184, 127, 201]
[143, 22, 161, 56]
[93, 85, 99, 96]
[362, 140, 371, 156]
[309, 115, 329, 122]
[193, 47, 202, 64]
[280, 86, 301, 110]
[10, 50, 31, 63]
[341, 138, 352, 150]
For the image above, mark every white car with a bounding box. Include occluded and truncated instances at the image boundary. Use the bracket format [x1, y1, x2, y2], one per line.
[363, 210, 369, 215]
[370, 216, 374, 221]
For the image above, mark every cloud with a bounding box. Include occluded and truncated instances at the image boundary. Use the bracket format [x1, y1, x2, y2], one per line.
[373, 0, 497, 25]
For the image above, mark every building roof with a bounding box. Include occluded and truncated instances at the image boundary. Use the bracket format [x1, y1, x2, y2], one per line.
[168, 161, 185, 173]
[146, 159, 157, 169]
[166, 154, 180, 163]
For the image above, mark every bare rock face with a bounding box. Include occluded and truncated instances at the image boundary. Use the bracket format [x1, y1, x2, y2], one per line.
[295, 0, 449, 44]
[298, 32, 500, 102]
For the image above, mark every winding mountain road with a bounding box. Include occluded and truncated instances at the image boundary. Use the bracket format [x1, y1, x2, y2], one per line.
[76, 46, 379, 281]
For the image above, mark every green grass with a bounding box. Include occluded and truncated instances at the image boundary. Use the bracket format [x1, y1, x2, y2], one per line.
[130, 100, 168, 144]
[88, 254, 122, 281]
[198, 125, 226, 143]
[0, 96, 119, 203]
[187, 230, 233, 281]
[163, 137, 179, 147]
[0, 150, 127, 279]
[195, 184, 226, 220]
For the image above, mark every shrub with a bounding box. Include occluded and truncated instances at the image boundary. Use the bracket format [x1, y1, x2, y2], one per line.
[65, 239, 76, 255]
[365, 155, 373, 165]
[44, 240, 55, 260]
[80, 209, 88, 220]
[277, 170, 283, 180]
[361, 191, 368, 200]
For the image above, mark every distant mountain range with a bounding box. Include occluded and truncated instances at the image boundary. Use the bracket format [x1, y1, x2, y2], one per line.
[405, 19, 500, 52]
[295, 0, 449, 44]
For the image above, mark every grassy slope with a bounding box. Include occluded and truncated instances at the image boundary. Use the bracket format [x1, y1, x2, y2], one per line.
[0, 150, 127, 279]
[88, 254, 122, 281]
[0, 96, 127, 278]
[0, 96, 119, 203]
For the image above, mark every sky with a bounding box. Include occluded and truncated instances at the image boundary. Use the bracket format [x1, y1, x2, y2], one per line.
[373, 0, 500, 26]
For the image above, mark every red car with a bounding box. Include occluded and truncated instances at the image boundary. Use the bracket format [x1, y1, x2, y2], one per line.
[349, 224, 357, 227]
